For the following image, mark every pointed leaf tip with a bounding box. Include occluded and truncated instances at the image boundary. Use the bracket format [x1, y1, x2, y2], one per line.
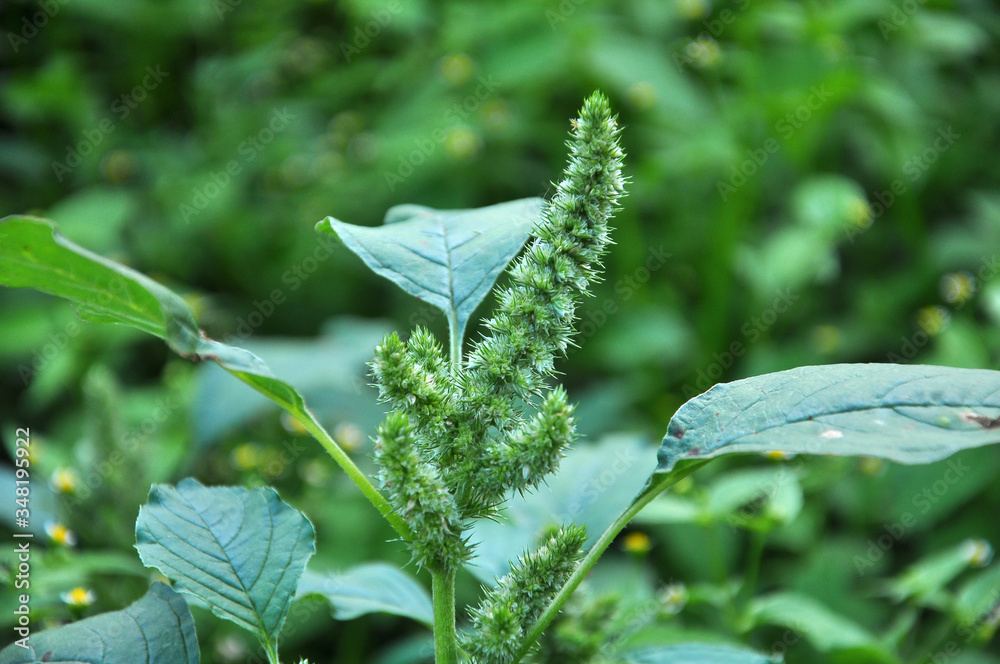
[316, 197, 543, 345]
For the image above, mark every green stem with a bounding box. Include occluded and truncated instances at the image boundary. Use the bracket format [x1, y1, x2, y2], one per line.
[432, 567, 459, 664]
[707, 522, 729, 586]
[449, 312, 462, 366]
[736, 528, 767, 615]
[262, 638, 280, 664]
[231, 374, 411, 540]
[288, 405, 411, 541]
[509, 459, 711, 664]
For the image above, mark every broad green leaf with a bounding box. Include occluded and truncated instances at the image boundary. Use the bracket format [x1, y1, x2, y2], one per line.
[623, 644, 781, 664]
[295, 562, 433, 626]
[0, 216, 195, 339]
[135, 479, 315, 648]
[0, 215, 338, 464]
[659, 364, 1000, 473]
[0, 582, 198, 664]
[316, 198, 542, 345]
[750, 592, 894, 661]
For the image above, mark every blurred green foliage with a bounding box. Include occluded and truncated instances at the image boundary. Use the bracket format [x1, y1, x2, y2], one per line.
[1, 0, 999, 662]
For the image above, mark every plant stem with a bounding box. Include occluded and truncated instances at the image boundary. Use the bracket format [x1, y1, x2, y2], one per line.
[288, 406, 411, 541]
[432, 566, 459, 664]
[449, 311, 462, 366]
[231, 373, 410, 539]
[509, 459, 711, 664]
[736, 528, 767, 615]
[263, 638, 281, 664]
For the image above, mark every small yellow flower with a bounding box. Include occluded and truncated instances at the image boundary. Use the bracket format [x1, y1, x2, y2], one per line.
[846, 197, 873, 229]
[940, 271, 976, 306]
[811, 324, 841, 355]
[686, 36, 722, 69]
[963, 539, 994, 568]
[917, 305, 950, 336]
[231, 443, 263, 470]
[45, 521, 77, 547]
[858, 457, 885, 477]
[659, 583, 689, 614]
[766, 450, 795, 460]
[334, 422, 365, 452]
[444, 126, 482, 161]
[439, 53, 475, 86]
[676, 0, 709, 20]
[626, 82, 657, 111]
[26, 438, 41, 465]
[61, 587, 95, 607]
[622, 531, 652, 554]
[481, 99, 513, 130]
[50, 468, 80, 494]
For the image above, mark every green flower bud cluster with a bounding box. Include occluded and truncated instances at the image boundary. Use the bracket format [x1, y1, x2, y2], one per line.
[369, 93, 626, 578]
[462, 525, 588, 664]
[373, 411, 467, 570]
[450, 92, 626, 512]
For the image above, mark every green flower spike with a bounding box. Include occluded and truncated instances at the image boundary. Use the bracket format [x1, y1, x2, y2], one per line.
[463, 525, 589, 664]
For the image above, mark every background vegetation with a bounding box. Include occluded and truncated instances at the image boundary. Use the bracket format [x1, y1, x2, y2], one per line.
[1, 0, 999, 662]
